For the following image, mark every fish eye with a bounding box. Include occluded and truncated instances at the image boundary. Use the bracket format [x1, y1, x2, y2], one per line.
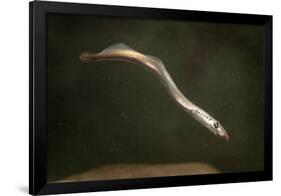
[213, 122, 219, 129]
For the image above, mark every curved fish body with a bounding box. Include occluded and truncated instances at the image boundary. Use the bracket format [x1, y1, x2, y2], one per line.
[80, 43, 229, 141]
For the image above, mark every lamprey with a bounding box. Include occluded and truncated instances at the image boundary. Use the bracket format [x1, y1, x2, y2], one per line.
[80, 43, 229, 141]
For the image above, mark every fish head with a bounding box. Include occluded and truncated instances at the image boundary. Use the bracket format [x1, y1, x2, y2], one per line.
[209, 121, 229, 141]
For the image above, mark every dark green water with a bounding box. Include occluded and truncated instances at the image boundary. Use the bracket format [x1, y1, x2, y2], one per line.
[47, 14, 265, 182]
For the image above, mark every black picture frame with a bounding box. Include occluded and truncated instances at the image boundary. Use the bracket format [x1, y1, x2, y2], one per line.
[29, 1, 272, 195]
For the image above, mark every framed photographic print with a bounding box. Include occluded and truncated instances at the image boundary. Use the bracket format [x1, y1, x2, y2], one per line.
[29, 1, 272, 195]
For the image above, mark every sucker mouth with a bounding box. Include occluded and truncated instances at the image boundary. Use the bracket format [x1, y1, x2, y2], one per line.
[216, 132, 229, 142]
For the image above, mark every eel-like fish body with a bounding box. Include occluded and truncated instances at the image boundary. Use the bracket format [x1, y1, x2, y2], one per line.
[80, 43, 229, 141]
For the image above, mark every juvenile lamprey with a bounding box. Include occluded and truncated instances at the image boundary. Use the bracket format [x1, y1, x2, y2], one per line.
[80, 43, 229, 141]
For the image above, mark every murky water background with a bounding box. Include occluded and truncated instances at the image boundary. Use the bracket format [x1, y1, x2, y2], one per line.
[47, 14, 265, 182]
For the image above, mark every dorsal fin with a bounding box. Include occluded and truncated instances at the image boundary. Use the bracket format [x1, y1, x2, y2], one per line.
[100, 43, 136, 54]
[146, 55, 164, 66]
[100, 43, 164, 66]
